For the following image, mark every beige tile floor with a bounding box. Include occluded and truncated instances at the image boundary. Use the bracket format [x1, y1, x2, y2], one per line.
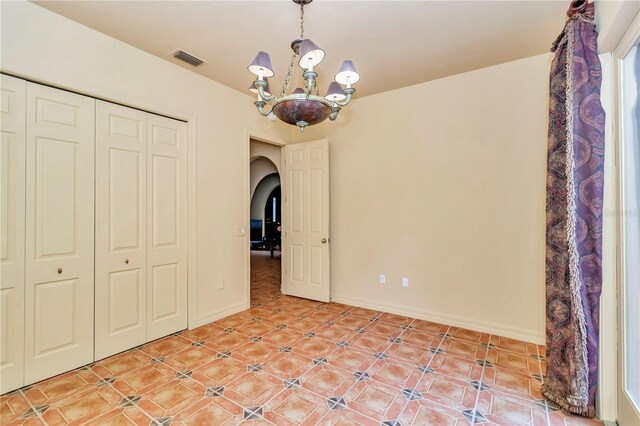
[1, 251, 603, 425]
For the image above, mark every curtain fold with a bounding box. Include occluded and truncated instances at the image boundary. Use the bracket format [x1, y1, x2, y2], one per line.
[542, 3, 605, 418]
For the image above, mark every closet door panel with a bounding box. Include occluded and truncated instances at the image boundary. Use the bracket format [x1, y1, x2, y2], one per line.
[95, 101, 146, 360]
[0, 75, 26, 393]
[147, 114, 187, 341]
[25, 83, 95, 384]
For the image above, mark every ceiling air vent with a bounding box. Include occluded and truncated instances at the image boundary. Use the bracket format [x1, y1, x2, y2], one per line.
[173, 50, 205, 67]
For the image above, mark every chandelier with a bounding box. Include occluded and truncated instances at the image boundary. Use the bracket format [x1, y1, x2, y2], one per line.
[247, 0, 360, 132]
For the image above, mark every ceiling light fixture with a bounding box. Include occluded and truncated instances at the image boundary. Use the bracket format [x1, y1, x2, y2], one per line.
[247, 0, 360, 132]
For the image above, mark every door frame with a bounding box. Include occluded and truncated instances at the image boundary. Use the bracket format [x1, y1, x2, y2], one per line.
[613, 9, 640, 425]
[244, 131, 287, 308]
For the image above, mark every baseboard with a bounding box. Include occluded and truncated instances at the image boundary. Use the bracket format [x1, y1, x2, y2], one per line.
[193, 301, 248, 329]
[331, 293, 545, 344]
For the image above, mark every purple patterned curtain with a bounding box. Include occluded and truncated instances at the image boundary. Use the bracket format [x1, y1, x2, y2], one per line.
[543, 3, 605, 418]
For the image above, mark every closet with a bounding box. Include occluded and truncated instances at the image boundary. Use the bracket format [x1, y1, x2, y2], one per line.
[0, 74, 188, 394]
[94, 101, 187, 360]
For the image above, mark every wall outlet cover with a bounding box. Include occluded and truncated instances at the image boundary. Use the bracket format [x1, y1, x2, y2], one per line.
[379, 274, 386, 284]
[402, 277, 409, 287]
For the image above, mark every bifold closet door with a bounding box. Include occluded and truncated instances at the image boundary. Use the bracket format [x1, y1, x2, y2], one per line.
[24, 83, 95, 384]
[146, 114, 187, 341]
[0, 75, 26, 393]
[95, 101, 147, 360]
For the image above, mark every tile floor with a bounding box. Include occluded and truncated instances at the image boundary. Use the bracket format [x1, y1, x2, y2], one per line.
[1, 251, 603, 425]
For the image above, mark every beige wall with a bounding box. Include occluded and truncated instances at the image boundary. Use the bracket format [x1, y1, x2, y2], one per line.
[250, 139, 282, 173]
[291, 53, 552, 343]
[250, 157, 278, 198]
[0, 0, 290, 327]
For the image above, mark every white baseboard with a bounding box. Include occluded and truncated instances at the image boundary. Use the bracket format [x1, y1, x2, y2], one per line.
[193, 301, 248, 329]
[331, 293, 545, 345]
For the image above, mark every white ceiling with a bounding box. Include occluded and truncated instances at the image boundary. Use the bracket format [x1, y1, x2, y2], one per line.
[33, 1, 567, 98]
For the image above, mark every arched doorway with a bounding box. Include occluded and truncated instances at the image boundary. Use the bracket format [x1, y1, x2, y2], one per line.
[249, 139, 283, 302]
[250, 172, 281, 255]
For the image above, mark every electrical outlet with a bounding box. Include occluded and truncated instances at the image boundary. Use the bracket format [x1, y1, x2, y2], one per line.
[379, 274, 386, 284]
[402, 277, 409, 287]
[217, 279, 224, 290]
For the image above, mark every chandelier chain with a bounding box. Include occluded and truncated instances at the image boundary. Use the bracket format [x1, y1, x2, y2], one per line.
[300, 2, 304, 38]
[281, 51, 298, 97]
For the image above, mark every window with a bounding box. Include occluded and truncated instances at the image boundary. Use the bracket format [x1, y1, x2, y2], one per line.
[621, 39, 640, 411]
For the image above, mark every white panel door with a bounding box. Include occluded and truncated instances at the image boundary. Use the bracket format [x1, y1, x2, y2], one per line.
[24, 83, 95, 384]
[95, 101, 147, 360]
[0, 74, 26, 393]
[283, 139, 330, 302]
[146, 113, 187, 341]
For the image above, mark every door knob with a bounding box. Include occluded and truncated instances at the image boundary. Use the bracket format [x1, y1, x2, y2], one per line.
[125, 259, 129, 264]
[321, 238, 328, 244]
[57, 268, 62, 274]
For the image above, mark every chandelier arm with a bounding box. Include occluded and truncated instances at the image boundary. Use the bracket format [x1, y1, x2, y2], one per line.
[254, 80, 276, 102]
[333, 88, 356, 107]
[329, 106, 341, 121]
[254, 101, 272, 117]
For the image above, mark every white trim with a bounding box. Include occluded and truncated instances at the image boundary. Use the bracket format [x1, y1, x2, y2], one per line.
[331, 293, 545, 344]
[598, 51, 618, 423]
[187, 118, 198, 330]
[194, 301, 247, 329]
[614, 9, 640, 57]
[613, 9, 640, 425]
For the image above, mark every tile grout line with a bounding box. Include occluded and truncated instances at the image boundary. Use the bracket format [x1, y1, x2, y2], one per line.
[260, 306, 390, 425]
[536, 343, 552, 426]
[319, 316, 425, 425]
[84, 363, 158, 425]
[255, 305, 386, 424]
[470, 333, 491, 425]
[234, 305, 423, 425]
[17, 388, 49, 426]
[392, 325, 451, 425]
[143, 329, 281, 425]
[174, 304, 388, 425]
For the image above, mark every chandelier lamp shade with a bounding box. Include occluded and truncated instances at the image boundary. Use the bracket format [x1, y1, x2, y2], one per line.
[247, 0, 360, 132]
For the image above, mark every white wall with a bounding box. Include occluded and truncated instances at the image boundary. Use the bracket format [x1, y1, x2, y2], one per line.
[0, 0, 290, 327]
[291, 53, 552, 343]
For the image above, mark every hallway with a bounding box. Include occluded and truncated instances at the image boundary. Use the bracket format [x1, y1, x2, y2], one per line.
[0, 253, 600, 425]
